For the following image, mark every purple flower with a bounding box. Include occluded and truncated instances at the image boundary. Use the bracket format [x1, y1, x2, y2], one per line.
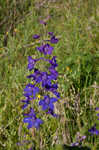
[41, 72, 49, 87]
[80, 135, 86, 141]
[36, 43, 54, 55]
[49, 56, 58, 68]
[21, 96, 32, 110]
[40, 20, 46, 26]
[27, 70, 50, 86]
[40, 72, 59, 96]
[44, 80, 58, 91]
[41, 76, 60, 98]
[49, 67, 58, 80]
[27, 56, 39, 71]
[28, 147, 33, 150]
[43, 43, 54, 55]
[50, 36, 59, 44]
[71, 135, 86, 147]
[33, 34, 40, 39]
[36, 45, 44, 53]
[24, 84, 39, 98]
[88, 124, 99, 135]
[95, 107, 99, 111]
[52, 90, 60, 98]
[23, 107, 35, 117]
[23, 108, 43, 129]
[41, 72, 57, 88]
[45, 82, 57, 90]
[71, 142, 79, 146]
[48, 32, 54, 36]
[48, 72, 57, 81]
[39, 95, 57, 111]
[39, 16, 50, 26]
[46, 108, 58, 117]
[27, 69, 42, 84]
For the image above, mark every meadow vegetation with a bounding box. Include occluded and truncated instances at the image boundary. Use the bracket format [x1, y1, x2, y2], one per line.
[0, 0, 99, 150]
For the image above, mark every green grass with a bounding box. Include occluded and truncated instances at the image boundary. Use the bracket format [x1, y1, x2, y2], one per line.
[0, 0, 99, 150]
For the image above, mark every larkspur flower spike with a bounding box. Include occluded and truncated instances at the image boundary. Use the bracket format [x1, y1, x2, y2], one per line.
[22, 30, 60, 131]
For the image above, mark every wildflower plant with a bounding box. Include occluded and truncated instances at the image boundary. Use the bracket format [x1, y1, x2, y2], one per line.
[21, 23, 60, 134]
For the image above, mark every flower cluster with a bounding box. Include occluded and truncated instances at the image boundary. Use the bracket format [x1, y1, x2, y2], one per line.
[88, 107, 99, 135]
[71, 108, 99, 147]
[21, 31, 60, 130]
[71, 132, 86, 147]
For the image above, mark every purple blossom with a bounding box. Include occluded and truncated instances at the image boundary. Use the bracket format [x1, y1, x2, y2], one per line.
[88, 124, 99, 135]
[36, 43, 54, 55]
[48, 72, 58, 81]
[50, 36, 59, 44]
[41, 72, 49, 87]
[71, 142, 79, 146]
[48, 32, 59, 44]
[32, 69, 59, 98]
[39, 16, 50, 26]
[48, 32, 54, 36]
[71, 135, 86, 147]
[27, 69, 59, 93]
[23, 108, 43, 129]
[41, 76, 60, 98]
[39, 95, 57, 111]
[43, 80, 58, 91]
[28, 147, 33, 150]
[27, 56, 40, 71]
[24, 84, 39, 98]
[95, 107, 99, 111]
[43, 43, 54, 55]
[27, 68, 42, 83]
[46, 108, 58, 117]
[49, 56, 58, 68]
[49, 67, 58, 80]
[27, 70, 50, 86]
[36, 45, 44, 53]
[40, 72, 59, 96]
[33, 34, 40, 39]
[44, 82, 58, 91]
[80, 135, 86, 141]
[40, 71, 57, 88]
[52, 90, 60, 98]
[21, 99, 30, 110]
[21, 96, 32, 110]
[40, 20, 46, 26]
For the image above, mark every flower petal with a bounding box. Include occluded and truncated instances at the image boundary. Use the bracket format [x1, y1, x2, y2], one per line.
[39, 100, 44, 105]
[49, 103, 54, 110]
[42, 104, 48, 110]
[33, 34, 40, 39]
[50, 97, 58, 103]
[23, 117, 32, 123]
